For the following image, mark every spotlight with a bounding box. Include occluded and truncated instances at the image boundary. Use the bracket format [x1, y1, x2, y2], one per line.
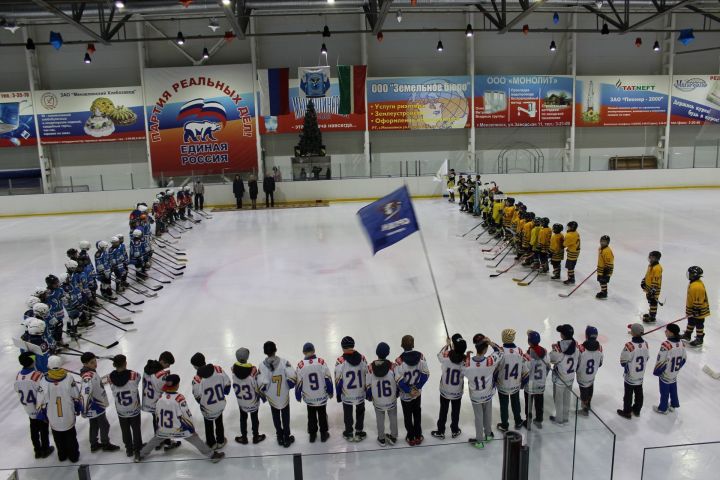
[115, 1, 125, 9]
[437, 40, 444, 52]
[84, 53, 92, 64]
[396, 10, 402, 23]
[601, 23, 609, 35]
[322, 25, 331, 38]
[176, 31, 185, 45]
[635, 37, 642, 48]
[553, 12, 559, 24]
[202, 47, 210, 59]
[327, 0, 335, 3]
[376, 31, 384, 42]
[25, 38, 35, 50]
[465, 24, 473, 37]
[222, 0, 231, 5]
[549, 40, 557, 52]
[653, 40, 661, 52]
[320, 43, 327, 54]
[678, 29, 695, 46]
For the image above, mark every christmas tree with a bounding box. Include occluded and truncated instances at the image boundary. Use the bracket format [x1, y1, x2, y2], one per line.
[295, 99, 326, 157]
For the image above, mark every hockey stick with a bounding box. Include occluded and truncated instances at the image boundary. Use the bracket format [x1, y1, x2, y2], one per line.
[153, 240, 186, 255]
[703, 365, 720, 380]
[481, 238, 506, 252]
[61, 347, 114, 360]
[558, 269, 598, 298]
[197, 209, 213, 219]
[134, 275, 165, 290]
[626, 316, 688, 336]
[151, 265, 183, 278]
[479, 233, 501, 245]
[153, 257, 186, 270]
[484, 243, 510, 261]
[517, 271, 541, 286]
[92, 314, 137, 333]
[490, 260, 519, 278]
[62, 330, 119, 349]
[154, 236, 178, 246]
[154, 249, 187, 263]
[513, 269, 536, 283]
[117, 292, 144, 306]
[126, 284, 158, 297]
[486, 245, 513, 266]
[457, 223, 483, 238]
[90, 307, 133, 324]
[145, 273, 172, 284]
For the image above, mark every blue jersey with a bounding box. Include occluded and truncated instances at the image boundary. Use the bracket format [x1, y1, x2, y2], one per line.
[83, 262, 97, 285]
[23, 335, 50, 372]
[129, 238, 147, 260]
[62, 279, 83, 309]
[94, 250, 112, 275]
[45, 287, 65, 320]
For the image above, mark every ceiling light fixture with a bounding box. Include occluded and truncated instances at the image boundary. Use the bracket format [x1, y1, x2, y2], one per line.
[202, 47, 210, 59]
[115, 1, 125, 9]
[549, 40, 557, 52]
[208, 18, 220, 32]
[678, 28, 695, 45]
[25, 38, 35, 50]
[176, 31, 185, 45]
[436, 40, 444, 52]
[320, 43, 327, 54]
[84, 52, 92, 64]
[322, 25, 331, 37]
[553, 12, 560, 24]
[465, 24, 473, 37]
[396, 10, 402, 23]
[601, 23, 609, 35]
[222, 0, 231, 5]
[376, 31, 384, 42]
[653, 40, 661, 52]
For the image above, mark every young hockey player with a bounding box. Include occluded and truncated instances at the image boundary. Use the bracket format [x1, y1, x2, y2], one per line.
[462, 337, 501, 449]
[537, 218, 552, 273]
[190, 352, 231, 449]
[152, 199, 165, 236]
[447, 169, 456, 202]
[109, 236, 129, 293]
[44, 275, 65, 347]
[683, 266, 710, 347]
[15, 352, 54, 458]
[641, 251, 663, 323]
[60, 271, 88, 338]
[576, 326, 604, 415]
[335, 336, 368, 442]
[94, 241, 113, 299]
[24, 295, 40, 320]
[519, 212, 535, 260]
[77, 241, 98, 305]
[232, 348, 266, 445]
[524, 330, 549, 429]
[653, 324, 687, 414]
[496, 329, 529, 432]
[366, 342, 398, 447]
[31, 303, 57, 353]
[138, 374, 225, 463]
[129, 229, 149, 277]
[395, 335, 430, 446]
[457, 177, 467, 209]
[142, 351, 176, 451]
[563, 221, 581, 285]
[431, 335, 467, 440]
[20, 318, 50, 372]
[502, 198, 516, 238]
[490, 196, 505, 237]
[525, 216, 542, 268]
[617, 323, 650, 419]
[295, 342, 333, 443]
[550, 224, 565, 280]
[549, 325, 579, 425]
[105, 354, 143, 461]
[596, 235, 614, 299]
[80, 352, 119, 453]
[258, 341, 297, 448]
[37, 356, 82, 463]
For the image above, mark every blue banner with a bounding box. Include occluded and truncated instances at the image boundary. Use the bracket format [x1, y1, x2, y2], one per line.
[357, 186, 419, 255]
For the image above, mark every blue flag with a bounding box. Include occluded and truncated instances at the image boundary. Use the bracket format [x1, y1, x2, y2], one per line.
[357, 186, 420, 255]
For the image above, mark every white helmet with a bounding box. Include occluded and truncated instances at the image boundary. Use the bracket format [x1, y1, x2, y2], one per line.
[32, 303, 50, 317]
[78, 240, 91, 250]
[156, 193, 164, 200]
[59, 273, 69, 284]
[28, 319, 45, 336]
[110, 236, 120, 244]
[166, 189, 174, 195]
[26, 296, 40, 309]
[97, 240, 109, 250]
[65, 259, 78, 270]
[116, 234, 124, 241]
[184, 185, 191, 192]
[34, 286, 47, 297]
[132, 229, 143, 238]
[48, 356, 64, 370]
[138, 204, 148, 213]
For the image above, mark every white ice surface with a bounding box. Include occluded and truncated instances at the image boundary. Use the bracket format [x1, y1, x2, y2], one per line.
[0, 190, 718, 480]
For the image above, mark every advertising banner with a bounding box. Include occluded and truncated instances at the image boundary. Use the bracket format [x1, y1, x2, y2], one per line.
[474, 75, 573, 127]
[33, 87, 145, 144]
[144, 64, 257, 176]
[367, 76, 471, 131]
[670, 75, 720, 125]
[0, 91, 36, 147]
[259, 78, 364, 134]
[575, 76, 669, 127]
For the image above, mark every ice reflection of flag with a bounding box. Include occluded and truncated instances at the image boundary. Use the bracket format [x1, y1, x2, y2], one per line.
[176, 98, 228, 126]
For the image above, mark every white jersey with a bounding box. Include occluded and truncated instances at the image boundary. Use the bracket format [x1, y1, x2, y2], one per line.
[232, 365, 261, 413]
[496, 346, 530, 395]
[366, 361, 398, 411]
[142, 368, 170, 413]
[38, 372, 81, 432]
[654, 339, 687, 384]
[462, 353, 500, 404]
[437, 347, 465, 400]
[191, 365, 231, 420]
[105, 370, 141, 418]
[80, 369, 109, 418]
[524, 352, 550, 395]
[576, 345, 604, 388]
[14, 369, 44, 419]
[620, 339, 650, 386]
[549, 341, 580, 387]
[155, 391, 195, 438]
[258, 356, 296, 409]
[296, 356, 333, 406]
[394, 351, 430, 402]
[334, 353, 368, 405]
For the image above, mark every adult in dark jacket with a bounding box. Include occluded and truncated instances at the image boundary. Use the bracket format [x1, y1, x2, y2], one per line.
[232, 175, 245, 209]
[248, 175, 259, 210]
[263, 174, 276, 208]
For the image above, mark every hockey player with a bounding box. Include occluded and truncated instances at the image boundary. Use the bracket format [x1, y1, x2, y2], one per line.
[366, 342, 398, 447]
[335, 336, 367, 442]
[525, 217, 542, 268]
[295, 342, 333, 443]
[138, 374, 225, 463]
[166, 190, 178, 221]
[519, 212, 535, 260]
[563, 221, 581, 285]
[395, 335, 430, 446]
[78, 241, 98, 304]
[231, 348, 266, 445]
[457, 177, 467, 210]
[683, 266, 710, 347]
[80, 352, 119, 453]
[142, 351, 176, 451]
[502, 198, 516, 238]
[129, 229, 150, 276]
[31, 303, 57, 353]
[496, 329, 529, 432]
[44, 275, 65, 342]
[617, 323, 650, 419]
[596, 235, 614, 299]
[37, 356, 82, 463]
[653, 324, 687, 414]
[94, 241, 113, 299]
[490, 196, 504, 237]
[105, 354, 143, 461]
[576, 326, 604, 415]
[549, 325, 579, 425]
[258, 341, 296, 448]
[550, 224, 565, 280]
[109, 236, 128, 293]
[462, 337, 501, 449]
[190, 352, 231, 449]
[524, 331, 549, 429]
[537, 218, 551, 273]
[20, 319, 50, 372]
[447, 168, 456, 202]
[15, 352, 54, 458]
[641, 251, 663, 323]
[24, 296, 40, 320]
[60, 271, 89, 337]
[431, 335, 467, 440]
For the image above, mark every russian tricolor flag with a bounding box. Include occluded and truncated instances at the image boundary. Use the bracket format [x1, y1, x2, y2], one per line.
[258, 68, 289, 117]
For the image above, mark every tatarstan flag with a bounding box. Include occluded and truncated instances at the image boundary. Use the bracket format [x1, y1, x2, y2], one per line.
[338, 65, 367, 115]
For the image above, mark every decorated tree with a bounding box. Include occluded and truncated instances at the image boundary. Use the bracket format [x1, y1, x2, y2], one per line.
[295, 99, 326, 157]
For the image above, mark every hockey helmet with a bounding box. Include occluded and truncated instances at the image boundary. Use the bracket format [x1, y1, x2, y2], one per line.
[97, 240, 109, 250]
[541, 217, 550, 227]
[687, 266, 703, 281]
[132, 229, 143, 238]
[45, 275, 59, 288]
[600, 235, 610, 245]
[28, 319, 45, 336]
[32, 302, 50, 317]
[78, 240, 91, 250]
[65, 259, 78, 271]
[184, 185, 191, 192]
[34, 286, 47, 297]
[567, 221, 578, 231]
[552, 223, 563, 234]
[59, 273, 69, 284]
[116, 234, 124, 242]
[138, 204, 148, 213]
[26, 296, 40, 309]
[110, 236, 120, 244]
[649, 251, 661, 261]
[48, 356, 64, 370]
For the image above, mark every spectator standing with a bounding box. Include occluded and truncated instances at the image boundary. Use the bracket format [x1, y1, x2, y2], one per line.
[232, 175, 245, 210]
[248, 175, 259, 210]
[193, 179, 205, 211]
[263, 173, 276, 208]
[272, 166, 282, 182]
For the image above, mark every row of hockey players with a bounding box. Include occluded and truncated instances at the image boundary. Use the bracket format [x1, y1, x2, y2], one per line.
[139, 187, 196, 236]
[14, 324, 688, 463]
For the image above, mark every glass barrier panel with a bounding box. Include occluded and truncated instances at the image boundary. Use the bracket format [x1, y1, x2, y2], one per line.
[642, 442, 720, 480]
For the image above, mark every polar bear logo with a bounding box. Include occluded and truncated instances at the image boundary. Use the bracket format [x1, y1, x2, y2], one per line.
[183, 121, 222, 142]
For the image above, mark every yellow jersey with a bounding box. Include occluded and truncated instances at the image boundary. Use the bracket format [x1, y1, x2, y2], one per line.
[550, 233, 565, 261]
[492, 201, 504, 223]
[565, 231, 581, 261]
[597, 246, 614, 276]
[538, 227, 551, 252]
[522, 222, 533, 247]
[530, 225, 541, 249]
[503, 206, 516, 228]
[686, 280, 710, 319]
[643, 264, 663, 295]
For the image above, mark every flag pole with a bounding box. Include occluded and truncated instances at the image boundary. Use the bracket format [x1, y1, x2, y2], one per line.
[416, 214, 450, 340]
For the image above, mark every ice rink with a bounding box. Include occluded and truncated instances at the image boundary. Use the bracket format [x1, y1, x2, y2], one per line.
[0, 188, 718, 480]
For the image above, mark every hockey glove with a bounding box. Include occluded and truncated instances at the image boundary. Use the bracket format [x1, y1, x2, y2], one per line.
[640, 279, 646, 290]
